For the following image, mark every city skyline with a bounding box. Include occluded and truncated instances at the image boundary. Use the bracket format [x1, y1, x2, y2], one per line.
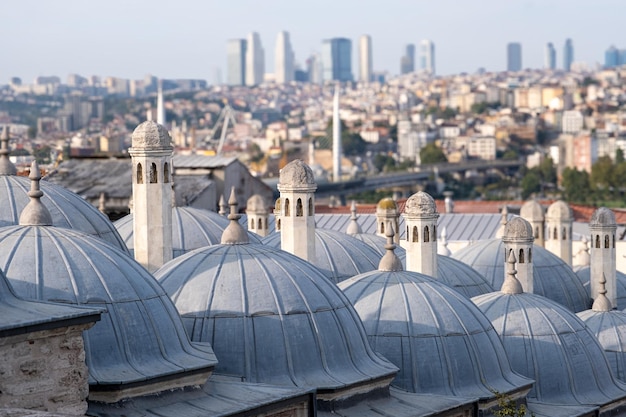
[2, 0, 625, 84]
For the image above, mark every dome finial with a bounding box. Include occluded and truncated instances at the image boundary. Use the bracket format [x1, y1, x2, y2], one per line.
[18, 161, 52, 226]
[501, 250, 523, 294]
[378, 222, 403, 272]
[220, 187, 249, 245]
[346, 200, 362, 235]
[0, 125, 17, 176]
[218, 194, 227, 216]
[592, 273, 613, 312]
[438, 226, 452, 256]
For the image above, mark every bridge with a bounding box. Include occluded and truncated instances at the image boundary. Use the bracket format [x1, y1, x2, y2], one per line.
[314, 158, 525, 198]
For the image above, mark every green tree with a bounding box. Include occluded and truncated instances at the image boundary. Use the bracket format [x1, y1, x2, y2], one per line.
[539, 157, 557, 184]
[591, 155, 614, 198]
[561, 167, 591, 202]
[325, 119, 367, 156]
[521, 169, 541, 199]
[420, 143, 447, 164]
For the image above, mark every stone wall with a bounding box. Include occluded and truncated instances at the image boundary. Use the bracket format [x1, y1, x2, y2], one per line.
[0, 324, 92, 415]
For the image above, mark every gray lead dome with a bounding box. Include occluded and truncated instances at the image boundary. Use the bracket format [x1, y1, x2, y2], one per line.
[338, 269, 531, 398]
[156, 242, 397, 391]
[0, 225, 217, 391]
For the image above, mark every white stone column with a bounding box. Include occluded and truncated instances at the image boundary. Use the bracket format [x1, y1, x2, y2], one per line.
[590, 207, 617, 308]
[403, 191, 439, 278]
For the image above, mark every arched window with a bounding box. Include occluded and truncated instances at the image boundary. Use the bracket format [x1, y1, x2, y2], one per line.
[614, 234, 616, 249]
[528, 248, 532, 263]
[380, 222, 385, 234]
[605, 235, 610, 249]
[257, 218, 262, 230]
[277, 219, 281, 230]
[163, 162, 170, 183]
[562, 227, 566, 240]
[308, 198, 313, 216]
[284, 199, 290, 216]
[265, 218, 268, 230]
[424, 226, 430, 243]
[519, 249, 525, 263]
[296, 198, 303, 217]
[149, 163, 157, 183]
[596, 234, 600, 248]
[433, 225, 437, 241]
[250, 220, 255, 230]
[535, 227, 539, 239]
[136, 163, 143, 184]
[553, 227, 558, 240]
[412, 226, 418, 242]
[406, 226, 409, 239]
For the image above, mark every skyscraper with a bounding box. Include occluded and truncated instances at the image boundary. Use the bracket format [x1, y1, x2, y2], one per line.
[400, 44, 415, 74]
[246, 32, 265, 86]
[275, 31, 294, 84]
[226, 39, 246, 86]
[605, 45, 620, 68]
[307, 53, 322, 84]
[507, 42, 522, 72]
[545, 43, 556, 70]
[321, 38, 353, 82]
[359, 35, 373, 82]
[563, 38, 574, 71]
[419, 39, 435, 75]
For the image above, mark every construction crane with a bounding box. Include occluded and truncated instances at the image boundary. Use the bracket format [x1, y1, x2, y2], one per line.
[207, 104, 237, 156]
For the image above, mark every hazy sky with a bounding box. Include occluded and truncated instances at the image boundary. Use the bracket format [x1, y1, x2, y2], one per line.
[1, 0, 623, 84]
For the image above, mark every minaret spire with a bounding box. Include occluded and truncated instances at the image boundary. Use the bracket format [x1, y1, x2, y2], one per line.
[0, 126, 17, 176]
[378, 223, 403, 272]
[501, 250, 523, 295]
[592, 273, 613, 312]
[332, 86, 342, 182]
[221, 187, 249, 244]
[346, 200, 362, 235]
[157, 79, 165, 126]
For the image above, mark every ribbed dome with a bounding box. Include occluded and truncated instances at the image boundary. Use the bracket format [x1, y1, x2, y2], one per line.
[114, 206, 260, 257]
[520, 200, 544, 221]
[131, 121, 172, 149]
[377, 197, 397, 210]
[453, 239, 590, 312]
[404, 191, 436, 216]
[546, 200, 573, 220]
[474, 291, 626, 405]
[437, 255, 494, 298]
[503, 216, 533, 241]
[338, 270, 531, 398]
[0, 225, 217, 389]
[155, 243, 397, 391]
[262, 229, 380, 283]
[579, 309, 626, 382]
[591, 207, 617, 227]
[0, 176, 128, 253]
[278, 159, 315, 187]
[575, 266, 626, 310]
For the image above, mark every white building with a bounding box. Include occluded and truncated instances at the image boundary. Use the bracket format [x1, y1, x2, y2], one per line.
[246, 32, 265, 86]
[419, 39, 435, 75]
[274, 31, 294, 84]
[562, 110, 584, 134]
[359, 35, 373, 82]
[467, 136, 496, 160]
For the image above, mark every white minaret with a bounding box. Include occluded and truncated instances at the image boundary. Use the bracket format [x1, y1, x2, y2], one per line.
[590, 207, 617, 308]
[129, 121, 173, 273]
[275, 31, 294, 84]
[273, 198, 281, 232]
[246, 194, 269, 238]
[520, 199, 545, 247]
[156, 80, 165, 126]
[502, 216, 534, 294]
[246, 32, 265, 86]
[545, 200, 573, 266]
[277, 159, 317, 262]
[403, 191, 439, 277]
[359, 35, 373, 82]
[376, 197, 399, 244]
[332, 86, 342, 182]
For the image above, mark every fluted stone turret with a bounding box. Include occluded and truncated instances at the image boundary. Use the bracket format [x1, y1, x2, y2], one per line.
[502, 216, 534, 293]
[376, 197, 399, 243]
[545, 200, 573, 266]
[129, 121, 173, 272]
[403, 191, 439, 277]
[246, 194, 269, 237]
[277, 159, 317, 262]
[590, 207, 617, 308]
[520, 199, 545, 246]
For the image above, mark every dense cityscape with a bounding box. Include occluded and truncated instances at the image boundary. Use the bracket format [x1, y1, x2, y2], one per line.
[5, 18, 626, 417]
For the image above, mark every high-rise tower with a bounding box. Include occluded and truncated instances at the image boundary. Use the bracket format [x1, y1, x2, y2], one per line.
[156, 79, 165, 126]
[275, 31, 294, 84]
[321, 38, 353, 81]
[545, 42, 556, 70]
[507, 42, 522, 72]
[359, 35, 373, 82]
[563, 38, 574, 71]
[246, 32, 265, 86]
[419, 39, 435, 75]
[400, 44, 415, 74]
[226, 39, 247, 86]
